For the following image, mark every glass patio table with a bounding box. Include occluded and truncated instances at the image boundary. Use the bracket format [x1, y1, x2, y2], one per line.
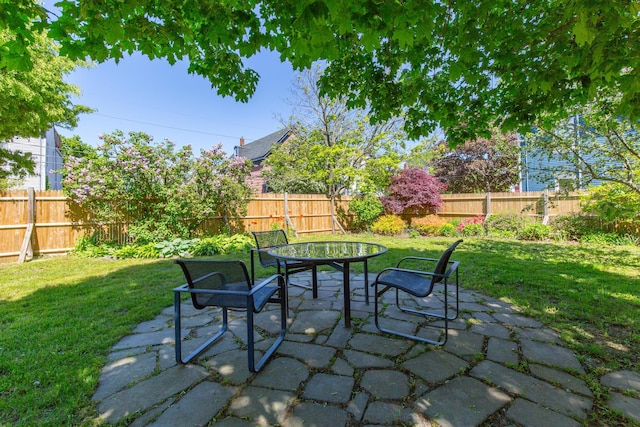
[267, 241, 387, 327]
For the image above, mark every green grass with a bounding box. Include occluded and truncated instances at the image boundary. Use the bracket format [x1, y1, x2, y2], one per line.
[1, 236, 639, 426]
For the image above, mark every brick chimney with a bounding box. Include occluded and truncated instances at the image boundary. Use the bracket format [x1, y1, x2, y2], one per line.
[240, 136, 245, 146]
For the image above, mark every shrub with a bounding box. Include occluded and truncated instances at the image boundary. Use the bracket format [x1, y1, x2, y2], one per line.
[380, 168, 446, 215]
[614, 234, 640, 246]
[109, 243, 160, 259]
[371, 215, 407, 236]
[456, 215, 485, 236]
[549, 213, 601, 241]
[73, 235, 110, 257]
[348, 196, 384, 231]
[460, 223, 484, 236]
[485, 212, 529, 238]
[518, 223, 551, 241]
[63, 131, 253, 244]
[217, 234, 253, 254]
[154, 238, 200, 258]
[412, 215, 446, 236]
[72, 233, 252, 258]
[579, 232, 620, 245]
[133, 242, 162, 258]
[439, 223, 457, 236]
[581, 183, 640, 224]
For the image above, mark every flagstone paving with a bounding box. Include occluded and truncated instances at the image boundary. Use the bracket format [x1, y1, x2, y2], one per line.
[93, 271, 639, 426]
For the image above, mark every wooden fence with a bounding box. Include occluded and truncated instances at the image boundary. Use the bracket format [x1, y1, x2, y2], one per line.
[0, 189, 582, 263]
[436, 191, 581, 223]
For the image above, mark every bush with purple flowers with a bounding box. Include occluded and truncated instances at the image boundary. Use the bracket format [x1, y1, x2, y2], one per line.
[63, 131, 253, 243]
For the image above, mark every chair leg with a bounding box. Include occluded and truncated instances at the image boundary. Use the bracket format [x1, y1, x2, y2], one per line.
[312, 265, 318, 298]
[364, 259, 369, 305]
[247, 286, 287, 373]
[175, 291, 229, 364]
[373, 282, 449, 346]
[394, 279, 459, 321]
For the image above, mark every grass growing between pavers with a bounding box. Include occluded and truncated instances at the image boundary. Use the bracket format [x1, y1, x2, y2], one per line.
[0, 236, 638, 426]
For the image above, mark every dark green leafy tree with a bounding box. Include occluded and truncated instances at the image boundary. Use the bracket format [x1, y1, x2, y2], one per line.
[4, 1, 638, 144]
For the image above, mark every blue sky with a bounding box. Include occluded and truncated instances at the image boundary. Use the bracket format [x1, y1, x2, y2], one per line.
[59, 50, 296, 156]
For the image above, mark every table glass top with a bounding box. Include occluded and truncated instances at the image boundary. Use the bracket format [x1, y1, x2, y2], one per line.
[268, 241, 387, 261]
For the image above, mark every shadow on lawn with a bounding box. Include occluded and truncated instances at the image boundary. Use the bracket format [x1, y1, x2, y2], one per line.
[0, 259, 184, 426]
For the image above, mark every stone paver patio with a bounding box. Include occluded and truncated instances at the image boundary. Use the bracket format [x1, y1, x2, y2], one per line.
[93, 271, 640, 426]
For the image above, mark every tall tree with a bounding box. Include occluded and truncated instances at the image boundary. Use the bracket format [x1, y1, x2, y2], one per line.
[0, 29, 91, 140]
[431, 131, 520, 193]
[0, 25, 90, 187]
[262, 67, 405, 231]
[11, 0, 633, 143]
[524, 91, 640, 195]
[262, 67, 405, 195]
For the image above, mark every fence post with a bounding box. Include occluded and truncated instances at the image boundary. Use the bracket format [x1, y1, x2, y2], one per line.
[542, 190, 550, 225]
[485, 192, 492, 218]
[283, 192, 297, 236]
[18, 187, 35, 263]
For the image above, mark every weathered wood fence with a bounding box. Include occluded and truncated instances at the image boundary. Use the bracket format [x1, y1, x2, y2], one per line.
[0, 190, 581, 263]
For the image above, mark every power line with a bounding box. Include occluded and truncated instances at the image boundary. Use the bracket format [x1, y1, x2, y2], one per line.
[92, 113, 250, 141]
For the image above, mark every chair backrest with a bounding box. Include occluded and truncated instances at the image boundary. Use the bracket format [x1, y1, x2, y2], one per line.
[175, 260, 251, 309]
[431, 239, 463, 284]
[252, 230, 289, 267]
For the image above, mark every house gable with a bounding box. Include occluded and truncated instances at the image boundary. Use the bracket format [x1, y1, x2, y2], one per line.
[234, 128, 293, 193]
[236, 128, 292, 165]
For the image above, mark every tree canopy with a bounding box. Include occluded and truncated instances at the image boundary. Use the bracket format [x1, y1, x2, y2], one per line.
[431, 131, 521, 193]
[524, 91, 640, 195]
[0, 28, 91, 140]
[3, 1, 638, 143]
[262, 67, 405, 199]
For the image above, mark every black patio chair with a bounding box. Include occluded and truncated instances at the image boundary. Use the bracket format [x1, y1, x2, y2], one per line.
[251, 230, 320, 297]
[173, 259, 286, 373]
[372, 239, 462, 346]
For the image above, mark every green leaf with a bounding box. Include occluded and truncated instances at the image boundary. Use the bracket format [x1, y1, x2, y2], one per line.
[573, 17, 596, 46]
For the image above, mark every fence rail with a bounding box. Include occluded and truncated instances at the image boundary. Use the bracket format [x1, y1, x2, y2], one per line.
[0, 189, 582, 263]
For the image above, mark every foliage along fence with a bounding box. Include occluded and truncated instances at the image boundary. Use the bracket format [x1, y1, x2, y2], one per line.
[0, 189, 582, 263]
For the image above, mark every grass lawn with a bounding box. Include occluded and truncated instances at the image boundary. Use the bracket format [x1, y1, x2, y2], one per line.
[1, 235, 638, 426]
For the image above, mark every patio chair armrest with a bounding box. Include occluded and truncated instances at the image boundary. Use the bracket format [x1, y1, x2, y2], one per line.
[372, 267, 443, 285]
[373, 261, 460, 286]
[249, 274, 285, 295]
[173, 284, 251, 297]
[396, 256, 438, 269]
[396, 257, 459, 275]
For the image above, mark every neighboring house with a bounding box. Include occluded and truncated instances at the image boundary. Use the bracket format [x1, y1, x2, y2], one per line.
[3, 127, 63, 190]
[235, 128, 293, 193]
[519, 119, 605, 192]
[519, 143, 582, 192]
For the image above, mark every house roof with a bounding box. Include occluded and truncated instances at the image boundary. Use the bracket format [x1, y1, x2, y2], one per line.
[237, 128, 291, 164]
